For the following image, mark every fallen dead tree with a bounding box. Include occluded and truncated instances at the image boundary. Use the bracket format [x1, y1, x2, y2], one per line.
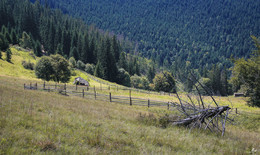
[164, 72, 233, 136]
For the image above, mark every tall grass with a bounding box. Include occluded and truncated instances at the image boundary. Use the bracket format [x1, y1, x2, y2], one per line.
[0, 76, 259, 154]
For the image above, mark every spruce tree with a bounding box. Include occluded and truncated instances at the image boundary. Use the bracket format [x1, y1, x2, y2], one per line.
[6, 48, 12, 62]
[94, 61, 103, 78]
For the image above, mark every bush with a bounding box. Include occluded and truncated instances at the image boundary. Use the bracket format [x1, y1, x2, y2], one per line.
[35, 56, 54, 81]
[69, 57, 76, 68]
[117, 68, 131, 87]
[85, 63, 95, 75]
[22, 60, 34, 70]
[76, 60, 85, 70]
[153, 71, 176, 93]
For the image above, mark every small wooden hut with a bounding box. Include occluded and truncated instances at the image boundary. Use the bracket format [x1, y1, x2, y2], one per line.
[73, 77, 89, 86]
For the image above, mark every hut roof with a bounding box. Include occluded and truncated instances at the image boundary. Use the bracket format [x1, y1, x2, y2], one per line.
[73, 77, 89, 86]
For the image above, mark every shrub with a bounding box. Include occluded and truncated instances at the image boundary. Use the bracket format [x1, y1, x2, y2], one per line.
[22, 60, 34, 70]
[76, 60, 85, 70]
[85, 63, 95, 75]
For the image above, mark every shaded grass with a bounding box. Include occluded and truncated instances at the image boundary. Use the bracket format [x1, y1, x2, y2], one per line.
[0, 76, 259, 154]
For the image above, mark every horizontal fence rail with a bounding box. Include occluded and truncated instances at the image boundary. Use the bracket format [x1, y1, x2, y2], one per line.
[23, 82, 239, 114]
[24, 82, 175, 110]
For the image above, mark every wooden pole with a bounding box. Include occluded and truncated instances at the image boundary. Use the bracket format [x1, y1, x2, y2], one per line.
[148, 99, 150, 108]
[109, 93, 112, 102]
[64, 84, 66, 95]
[82, 89, 84, 98]
[94, 91, 96, 100]
[43, 81, 45, 89]
[130, 90, 132, 106]
[236, 108, 238, 114]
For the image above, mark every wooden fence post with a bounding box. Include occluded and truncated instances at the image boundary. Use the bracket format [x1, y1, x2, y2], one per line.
[82, 89, 84, 98]
[109, 93, 112, 102]
[36, 83, 37, 90]
[64, 84, 66, 95]
[129, 90, 132, 106]
[148, 99, 150, 108]
[43, 81, 45, 89]
[117, 86, 118, 91]
[236, 108, 238, 114]
[168, 102, 170, 110]
[94, 91, 96, 100]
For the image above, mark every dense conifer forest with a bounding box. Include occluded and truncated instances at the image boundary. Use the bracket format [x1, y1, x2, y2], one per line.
[37, 0, 260, 70]
[0, 0, 153, 86]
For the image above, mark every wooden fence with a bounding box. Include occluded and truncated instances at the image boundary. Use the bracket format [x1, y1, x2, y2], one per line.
[24, 82, 174, 109]
[23, 82, 239, 114]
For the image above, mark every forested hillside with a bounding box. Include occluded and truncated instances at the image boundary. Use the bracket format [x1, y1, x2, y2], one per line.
[40, 0, 260, 69]
[0, 0, 153, 86]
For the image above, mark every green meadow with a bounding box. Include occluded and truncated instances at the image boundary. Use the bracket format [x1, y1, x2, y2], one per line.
[0, 47, 259, 154]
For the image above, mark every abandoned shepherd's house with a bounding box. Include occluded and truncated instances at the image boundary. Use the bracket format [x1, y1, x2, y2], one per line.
[73, 77, 89, 86]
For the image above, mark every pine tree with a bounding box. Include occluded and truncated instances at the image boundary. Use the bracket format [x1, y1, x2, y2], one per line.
[6, 48, 12, 62]
[118, 52, 128, 70]
[112, 35, 120, 62]
[33, 40, 42, 56]
[147, 64, 155, 83]
[220, 67, 228, 96]
[94, 61, 103, 78]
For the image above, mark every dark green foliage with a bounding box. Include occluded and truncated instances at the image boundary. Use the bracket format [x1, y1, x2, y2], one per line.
[85, 63, 95, 75]
[6, 48, 12, 62]
[117, 68, 131, 87]
[76, 60, 85, 70]
[33, 40, 42, 56]
[0, 32, 9, 51]
[118, 52, 128, 70]
[19, 32, 32, 49]
[68, 57, 76, 68]
[35, 54, 71, 83]
[153, 71, 176, 93]
[22, 60, 34, 70]
[43, 0, 259, 70]
[35, 56, 54, 81]
[0, 0, 156, 86]
[50, 54, 71, 83]
[94, 61, 103, 78]
[147, 65, 155, 83]
[130, 74, 150, 90]
[231, 36, 260, 107]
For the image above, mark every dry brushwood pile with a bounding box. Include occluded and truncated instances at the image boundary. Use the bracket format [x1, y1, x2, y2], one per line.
[166, 72, 234, 136]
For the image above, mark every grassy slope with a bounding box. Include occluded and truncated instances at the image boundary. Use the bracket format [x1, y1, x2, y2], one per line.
[0, 47, 260, 154]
